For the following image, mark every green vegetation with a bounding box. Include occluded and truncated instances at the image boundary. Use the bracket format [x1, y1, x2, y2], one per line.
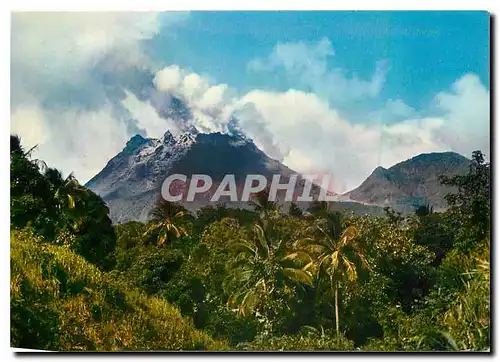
[11, 229, 226, 351]
[10, 135, 490, 351]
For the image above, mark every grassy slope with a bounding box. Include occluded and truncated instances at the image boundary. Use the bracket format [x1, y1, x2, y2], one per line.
[10, 229, 228, 351]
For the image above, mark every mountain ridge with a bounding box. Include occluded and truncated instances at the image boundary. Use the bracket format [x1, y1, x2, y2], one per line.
[86, 127, 470, 223]
[344, 151, 471, 212]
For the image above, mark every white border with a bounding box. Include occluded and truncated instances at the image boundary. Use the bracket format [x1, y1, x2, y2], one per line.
[2, 2, 497, 361]
[4, 1, 500, 11]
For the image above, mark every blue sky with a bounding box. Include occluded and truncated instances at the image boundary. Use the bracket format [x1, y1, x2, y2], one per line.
[11, 11, 491, 191]
[149, 11, 489, 111]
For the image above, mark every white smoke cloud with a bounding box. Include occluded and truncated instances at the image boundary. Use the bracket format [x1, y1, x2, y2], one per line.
[153, 65, 234, 134]
[11, 12, 188, 182]
[151, 65, 489, 193]
[154, 65, 183, 93]
[122, 91, 180, 139]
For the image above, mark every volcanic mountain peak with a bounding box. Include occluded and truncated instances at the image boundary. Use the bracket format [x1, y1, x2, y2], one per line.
[161, 130, 176, 145]
[85, 129, 304, 223]
[85, 128, 199, 201]
[176, 125, 199, 145]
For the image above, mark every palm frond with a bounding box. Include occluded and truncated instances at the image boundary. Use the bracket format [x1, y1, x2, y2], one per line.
[281, 268, 313, 286]
[331, 250, 340, 271]
[253, 223, 269, 258]
[239, 289, 259, 317]
[342, 255, 357, 282]
[67, 194, 75, 209]
[283, 251, 313, 264]
[340, 225, 359, 246]
[143, 222, 161, 236]
[230, 241, 256, 255]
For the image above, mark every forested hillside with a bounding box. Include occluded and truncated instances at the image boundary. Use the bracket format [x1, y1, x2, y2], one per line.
[10, 135, 490, 351]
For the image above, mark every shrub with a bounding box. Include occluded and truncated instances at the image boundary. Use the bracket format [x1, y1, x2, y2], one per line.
[241, 330, 355, 351]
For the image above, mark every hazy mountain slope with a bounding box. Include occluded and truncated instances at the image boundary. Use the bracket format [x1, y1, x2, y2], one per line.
[344, 152, 471, 212]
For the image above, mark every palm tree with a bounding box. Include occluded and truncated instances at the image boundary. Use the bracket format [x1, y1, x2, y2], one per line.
[44, 168, 85, 211]
[144, 199, 188, 246]
[248, 188, 280, 219]
[307, 200, 330, 215]
[296, 218, 370, 336]
[227, 220, 314, 321]
[10, 134, 38, 158]
[288, 202, 303, 217]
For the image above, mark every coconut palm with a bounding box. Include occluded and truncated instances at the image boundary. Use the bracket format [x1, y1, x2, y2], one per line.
[227, 220, 314, 322]
[40, 168, 91, 241]
[296, 217, 370, 336]
[248, 188, 280, 219]
[144, 199, 188, 246]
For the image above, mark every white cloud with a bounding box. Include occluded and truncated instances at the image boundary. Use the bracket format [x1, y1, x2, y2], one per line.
[230, 79, 489, 192]
[198, 84, 230, 111]
[11, 105, 49, 148]
[232, 89, 425, 192]
[11, 103, 130, 182]
[11, 12, 189, 183]
[11, 16, 489, 193]
[11, 12, 161, 103]
[150, 64, 490, 193]
[248, 38, 388, 104]
[369, 99, 417, 124]
[154, 65, 183, 93]
[434, 73, 490, 158]
[122, 91, 180, 139]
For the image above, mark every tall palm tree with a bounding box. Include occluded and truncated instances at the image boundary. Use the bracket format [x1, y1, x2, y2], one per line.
[227, 220, 314, 320]
[296, 218, 370, 336]
[144, 199, 188, 246]
[248, 188, 280, 219]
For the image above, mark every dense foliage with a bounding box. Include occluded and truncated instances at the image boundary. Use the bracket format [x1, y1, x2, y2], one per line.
[10, 135, 490, 351]
[11, 229, 226, 351]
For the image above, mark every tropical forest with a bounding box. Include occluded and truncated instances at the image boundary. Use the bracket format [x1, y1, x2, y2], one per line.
[10, 135, 490, 351]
